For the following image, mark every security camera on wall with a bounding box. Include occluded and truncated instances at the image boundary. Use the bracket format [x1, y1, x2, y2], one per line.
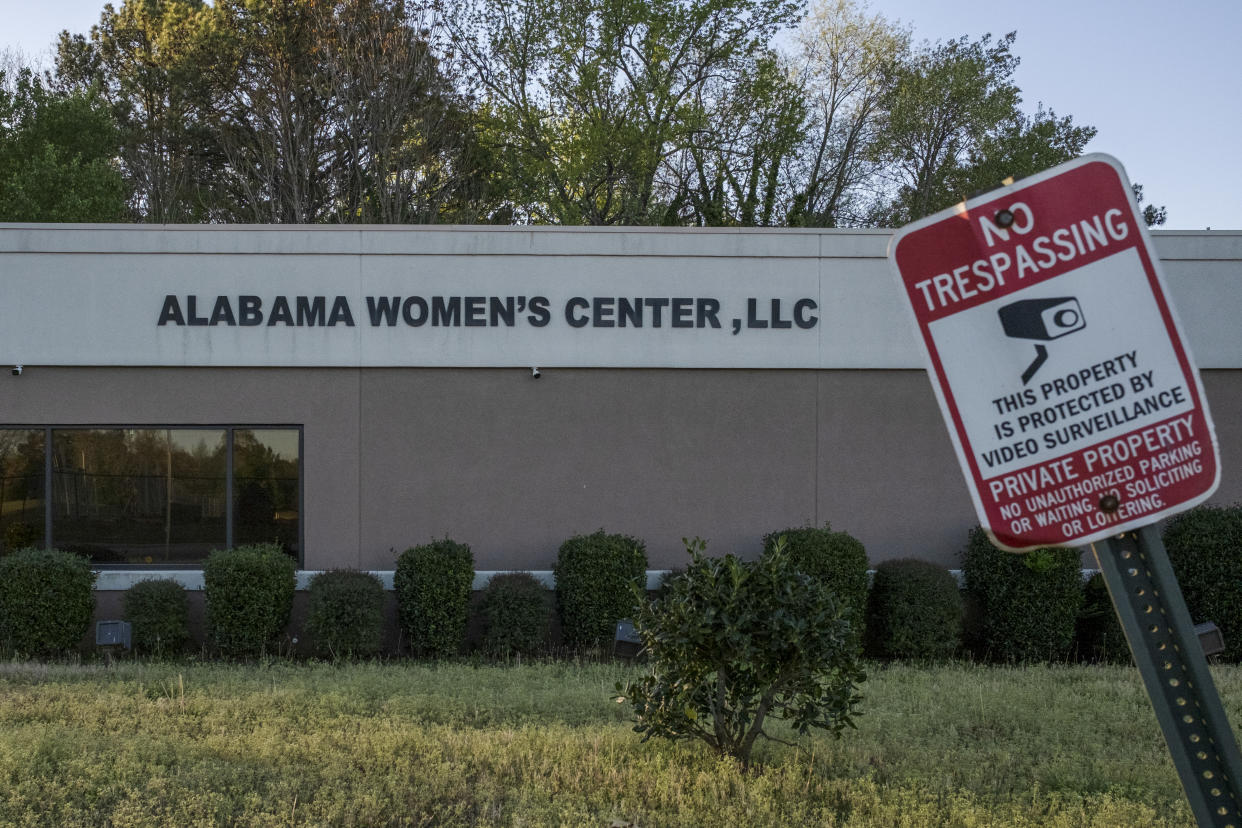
[10, 365, 21, 376]
[531, 367, 541, 379]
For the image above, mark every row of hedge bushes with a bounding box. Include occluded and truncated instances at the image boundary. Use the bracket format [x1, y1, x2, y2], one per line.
[0, 526, 863, 660]
[961, 505, 1242, 664]
[1, 506, 1238, 662]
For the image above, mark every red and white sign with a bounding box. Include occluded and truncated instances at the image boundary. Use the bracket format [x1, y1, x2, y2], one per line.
[889, 154, 1219, 551]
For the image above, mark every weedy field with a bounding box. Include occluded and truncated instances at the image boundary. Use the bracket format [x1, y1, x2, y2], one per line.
[0, 659, 1231, 826]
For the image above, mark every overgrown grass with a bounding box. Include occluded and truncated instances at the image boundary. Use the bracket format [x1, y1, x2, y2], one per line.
[1, 659, 1233, 825]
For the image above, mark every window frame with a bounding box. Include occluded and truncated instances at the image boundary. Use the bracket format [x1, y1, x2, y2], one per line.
[0, 424, 303, 568]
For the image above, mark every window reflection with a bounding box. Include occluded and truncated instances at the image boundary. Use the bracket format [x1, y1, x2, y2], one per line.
[233, 429, 300, 560]
[0, 429, 45, 553]
[52, 429, 227, 564]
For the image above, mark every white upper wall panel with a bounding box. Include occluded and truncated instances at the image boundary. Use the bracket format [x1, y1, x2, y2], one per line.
[0, 225, 1236, 369]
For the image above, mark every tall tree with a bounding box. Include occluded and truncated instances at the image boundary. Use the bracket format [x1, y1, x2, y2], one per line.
[1132, 182, 1168, 227]
[55, 0, 222, 222]
[676, 51, 806, 226]
[0, 68, 128, 222]
[205, 0, 339, 222]
[206, 0, 488, 223]
[942, 106, 1096, 200]
[313, 0, 493, 223]
[784, 0, 907, 227]
[449, 0, 803, 225]
[55, 0, 490, 224]
[872, 32, 1021, 224]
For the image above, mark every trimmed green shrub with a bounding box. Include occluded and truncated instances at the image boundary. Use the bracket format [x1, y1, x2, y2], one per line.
[864, 558, 962, 661]
[203, 543, 296, 659]
[621, 537, 865, 767]
[3, 521, 39, 553]
[961, 527, 1084, 663]
[479, 572, 549, 658]
[394, 538, 474, 658]
[0, 547, 96, 657]
[1163, 504, 1242, 662]
[763, 524, 869, 648]
[1075, 573, 1130, 664]
[306, 570, 386, 659]
[554, 530, 647, 651]
[123, 578, 190, 657]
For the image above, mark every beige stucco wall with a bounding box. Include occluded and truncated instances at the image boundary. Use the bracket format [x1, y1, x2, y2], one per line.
[4, 364, 1239, 570]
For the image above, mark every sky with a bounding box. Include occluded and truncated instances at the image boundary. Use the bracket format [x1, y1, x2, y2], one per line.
[1, 0, 1238, 230]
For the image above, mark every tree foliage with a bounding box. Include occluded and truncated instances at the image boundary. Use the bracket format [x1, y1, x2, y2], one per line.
[14, 0, 1111, 227]
[0, 68, 128, 222]
[449, 0, 802, 224]
[1132, 182, 1167, 227]
[875, 32, 1020, 223]
[55, 0, 220, 221]
[620, 537, 865, 766]
[784, 0, 906, 226]
[54, 0, 492, 223]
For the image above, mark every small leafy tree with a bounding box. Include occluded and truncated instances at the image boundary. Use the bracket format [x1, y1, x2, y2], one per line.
[619, 538, 865, 767]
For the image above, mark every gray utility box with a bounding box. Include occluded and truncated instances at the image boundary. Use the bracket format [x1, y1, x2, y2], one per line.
[96, 620, 132, 650]
[613, 619, 642, 659]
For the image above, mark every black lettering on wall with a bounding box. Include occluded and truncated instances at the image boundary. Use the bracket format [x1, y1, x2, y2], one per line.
[402, 297, 428, 326]
[187, 295, 209, 326]
[465, 296, 487, 327]
[297, 296, 326, 326]
[770, 299, 792, 329]
[368, 296, 400, 326]
[490, 297, 516, 327]
[328, 296, 354, 326]
[157, 295, 184, 326]
[618, 297, 642, 327]
[592, 297, 615, 328]
[794, 298, 818, 329]
[268, 296, 294, 326]
[566, 297, 589, 328]
[645, 297, 669, 327]
[697, 298, 721, 328]
[747, 298, 768, 328]
[239, 296, 263, 326]
[432, 296, 461, 326]
[210, 296, 236, 326]
[672, 297, 693, 328]
[527, 296, 551, 327]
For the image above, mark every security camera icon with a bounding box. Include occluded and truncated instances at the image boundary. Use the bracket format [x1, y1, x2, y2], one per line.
[998, 297, 1085, 384]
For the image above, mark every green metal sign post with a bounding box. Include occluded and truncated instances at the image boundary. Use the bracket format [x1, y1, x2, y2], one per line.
[1093, 525, 1242, 827]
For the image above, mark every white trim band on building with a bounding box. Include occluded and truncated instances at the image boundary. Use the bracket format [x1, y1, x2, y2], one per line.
[92, 569, 677, 592]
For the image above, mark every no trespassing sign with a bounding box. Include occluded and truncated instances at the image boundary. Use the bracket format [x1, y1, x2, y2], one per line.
[889, 154, 1219, 551]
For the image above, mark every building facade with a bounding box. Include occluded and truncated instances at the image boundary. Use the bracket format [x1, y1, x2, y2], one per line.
[1, 225, 1239, 590]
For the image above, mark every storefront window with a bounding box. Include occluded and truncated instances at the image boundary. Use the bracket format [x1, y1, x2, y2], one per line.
[52, 429, 227, 564]
[233, 429, 300, 560]
[0, 429, 45, 553]
[0, 426, 300, 566]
